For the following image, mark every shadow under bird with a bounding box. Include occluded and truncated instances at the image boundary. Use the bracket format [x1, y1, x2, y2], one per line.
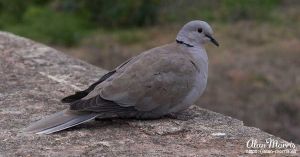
[24, 20, 219, 134]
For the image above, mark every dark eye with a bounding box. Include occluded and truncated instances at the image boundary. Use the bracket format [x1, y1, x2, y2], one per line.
[197, 28, 203, 33]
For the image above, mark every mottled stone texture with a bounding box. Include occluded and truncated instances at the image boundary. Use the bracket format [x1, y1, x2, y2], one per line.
[0, 32, 298, 157]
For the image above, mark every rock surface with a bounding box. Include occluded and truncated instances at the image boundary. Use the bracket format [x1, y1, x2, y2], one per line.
[0, 32, 298, 156]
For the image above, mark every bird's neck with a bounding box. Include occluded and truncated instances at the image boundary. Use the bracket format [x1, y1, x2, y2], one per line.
[176, 33, 208, 62]
[176, 34, 205, 49]
[176, 39, 194, 47]
[188, 46, 208, 63]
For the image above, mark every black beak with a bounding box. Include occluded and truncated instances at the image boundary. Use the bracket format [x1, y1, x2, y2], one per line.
[205, 34, 219, 47]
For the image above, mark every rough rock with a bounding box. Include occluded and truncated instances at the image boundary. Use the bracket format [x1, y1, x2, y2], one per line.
[0, 32, 298, 156]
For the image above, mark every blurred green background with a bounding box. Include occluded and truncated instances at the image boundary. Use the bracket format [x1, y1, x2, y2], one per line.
[1, 0, 299, 143]
[0, 0, 290, 46]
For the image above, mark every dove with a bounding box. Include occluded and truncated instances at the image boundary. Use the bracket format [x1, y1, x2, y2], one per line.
[24, 20, 219, 134]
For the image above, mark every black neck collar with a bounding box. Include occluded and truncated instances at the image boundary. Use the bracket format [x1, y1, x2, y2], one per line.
[176, 39, 194, 47]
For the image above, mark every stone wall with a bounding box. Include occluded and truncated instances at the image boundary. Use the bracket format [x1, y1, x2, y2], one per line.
[0, 32, 298, 156]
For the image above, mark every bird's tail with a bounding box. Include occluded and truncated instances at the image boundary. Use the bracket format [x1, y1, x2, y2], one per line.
[24, 109, 98, 134]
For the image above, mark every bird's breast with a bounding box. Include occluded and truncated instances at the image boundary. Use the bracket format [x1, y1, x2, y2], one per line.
[169, 48, 208, 113]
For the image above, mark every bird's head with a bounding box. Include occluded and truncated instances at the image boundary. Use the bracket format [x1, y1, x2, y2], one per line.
[176, 20, 219, 47]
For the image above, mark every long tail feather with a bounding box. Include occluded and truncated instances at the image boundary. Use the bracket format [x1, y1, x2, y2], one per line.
[24, 109, 98, 134]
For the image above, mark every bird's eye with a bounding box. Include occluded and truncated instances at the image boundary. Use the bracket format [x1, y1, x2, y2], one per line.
[197, 28, 203, 33]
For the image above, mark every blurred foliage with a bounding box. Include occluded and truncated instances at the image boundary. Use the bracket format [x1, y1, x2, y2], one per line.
[79, 0, 160, 27]
[159, 0, 281, 23]
[7, 6, 87, 46]
[219, 0, 280, 21]
[0, 0, 288, 46]
[0, 0, 160, 46]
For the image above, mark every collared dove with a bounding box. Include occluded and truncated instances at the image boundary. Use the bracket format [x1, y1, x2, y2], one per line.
[24, 20, 219, 134]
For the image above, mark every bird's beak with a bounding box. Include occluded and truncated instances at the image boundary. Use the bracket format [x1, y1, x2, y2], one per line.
[205, 34, 219, 47]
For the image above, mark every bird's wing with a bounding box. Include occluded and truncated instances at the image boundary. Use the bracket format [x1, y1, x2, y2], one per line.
[72, 43, 198, 112]
[61, 57, 136, 103]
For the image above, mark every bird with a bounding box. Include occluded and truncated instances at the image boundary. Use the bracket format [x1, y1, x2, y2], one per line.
[24, 20, 219, 134]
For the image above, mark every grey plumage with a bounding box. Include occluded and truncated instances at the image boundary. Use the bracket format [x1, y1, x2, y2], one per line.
[24, 20, 219, 134]
[24, 109, 98, 134]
